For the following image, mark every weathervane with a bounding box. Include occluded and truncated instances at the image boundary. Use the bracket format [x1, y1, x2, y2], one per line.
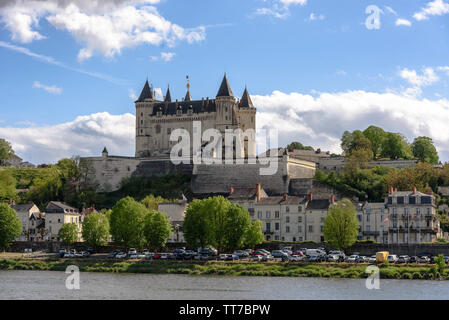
[186, 75, 190, 91]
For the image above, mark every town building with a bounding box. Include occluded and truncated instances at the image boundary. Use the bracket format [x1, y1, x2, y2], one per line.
[158, 194, 189, 243]
[10, 203, 44, 241]
[45, 201, 82, 241]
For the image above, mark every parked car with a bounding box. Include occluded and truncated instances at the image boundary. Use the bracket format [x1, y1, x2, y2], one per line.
[128, 248, 137, 255]
[327, 254, 340, 262]
[397, 255, 410, 263]
[160, 253, 169, 259]
[368, 255, 377, 264]
[252, 250, 267, 256]
[115, 252, 127, 259]
[233, 250, 249, 258]
[144, 252, 154, 259]
[347, 255, 359, 263]
[356, 256, 368, 263]
[308, 255, 322, 262]
[219, 254, 228, 261]
[328, 250, 345, 261]
[86, 247, 94, 254]
[108, 251, 118, 258]
[417, 256, 430, 263]
[272, 250, 288, 259]
[387, 255, 399, 263]
[251, 254, 263, 261]
[226, 254, 239, 261]
[199, 247, 218, 256]
[287, 255, 303, 262]
[64, 251, 74, 258]
[183, 250, 195, 260]
[306, 249, 326, 258]
[262, 254, 274, 262]
[292, 251, 304, 257]
[58, 249, 67, 258]
[281, 247, 293, 255]
[444, 256, 449, 264]
[409, 256, 418, 263]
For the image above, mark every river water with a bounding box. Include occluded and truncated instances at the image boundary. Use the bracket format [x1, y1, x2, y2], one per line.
[1, 270, 448, 300]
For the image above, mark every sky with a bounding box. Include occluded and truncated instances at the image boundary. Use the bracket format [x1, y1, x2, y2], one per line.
[0, 0, 449, 164]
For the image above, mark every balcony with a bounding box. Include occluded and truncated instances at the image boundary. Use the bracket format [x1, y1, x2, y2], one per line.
[264, 230, 274, 235]
[363, 231, 380, 236]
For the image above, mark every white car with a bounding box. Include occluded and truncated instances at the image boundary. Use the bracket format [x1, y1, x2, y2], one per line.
[160, 253, 169, 259]
[64, 252, 74, 258]
[219, 254, 228, 261]
[115, 252, 127, 259]
[128, 248, 137, 255]
[387, 255, 399, 263]
[347, 255, 359, 263]
[368, 255, 377, 263]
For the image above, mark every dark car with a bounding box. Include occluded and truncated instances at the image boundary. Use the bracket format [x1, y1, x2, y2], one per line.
[86, 247, 94, 254]
[409, 256, 418, 263]
[183, 250, 196, 260]
[397, 255, 410, 263]
[107, 251, 118, 258]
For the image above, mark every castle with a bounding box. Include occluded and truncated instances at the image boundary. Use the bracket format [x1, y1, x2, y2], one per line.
[135, 74, 256, 159]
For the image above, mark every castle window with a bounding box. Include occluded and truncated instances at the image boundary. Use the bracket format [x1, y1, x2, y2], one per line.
[156, 125, 161, 134]
[167, 128, 172, 135]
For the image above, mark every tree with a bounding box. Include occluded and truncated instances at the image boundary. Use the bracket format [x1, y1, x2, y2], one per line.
[363, 126, 386, 158]
[143, 210, 173, 250]
[243, 220, 264, 248]
[58, 223, 79, 247]
[287, 142, 314, 151]
[82, 211, 110, 248]
[0, 203, 22, 250]
[222, 204, 251, 251]
[0, 139, 14, 166]
[341, 130, 365, 155]
[323, 199, 360, 249]
[110, 196, 149, 248]
[412, 136, 439, 164]
[183, 199, 214, 249]
[0, 170, 18, 202]
[381, 132, 412, 160]
[141, 194, 167, 211]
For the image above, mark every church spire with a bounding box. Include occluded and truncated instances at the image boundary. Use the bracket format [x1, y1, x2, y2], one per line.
[216, 73, 234, 97]
[184, 75, 192, 101]
[239, 86, 254, 108]
[137, 79, 154, 101]
[165, 85, 172, 102]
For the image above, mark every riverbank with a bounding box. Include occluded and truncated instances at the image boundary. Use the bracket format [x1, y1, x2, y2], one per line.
[0, 258, 447, 280]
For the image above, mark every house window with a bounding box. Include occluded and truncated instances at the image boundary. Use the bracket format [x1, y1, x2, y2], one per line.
[266, 211, 271, 219]
[286, 216, 290, 223]
[257, 211, 262, 219]
[156, 125, 161, 134]
[298, 206, 302, 212]
[275, 211, 279, 218]
[286, 206, 290, 212]
[167, 128, 172, 135]
[266, 223, 271, 232]
[298, 216, 302, 223]
[286, 226, 290, 233]
[275, 223, 279, 230]
[298, 226, 302, 233]
[308, 225, 313, 233]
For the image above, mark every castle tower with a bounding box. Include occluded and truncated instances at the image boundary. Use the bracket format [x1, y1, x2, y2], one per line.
[238, 86, 257, 158]
[135, 79, 157, 158]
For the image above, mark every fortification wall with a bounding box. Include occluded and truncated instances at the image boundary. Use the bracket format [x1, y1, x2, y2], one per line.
[318, 157, 418, 172]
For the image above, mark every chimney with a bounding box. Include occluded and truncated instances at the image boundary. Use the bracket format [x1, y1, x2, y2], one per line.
[229, 186, 234, 196]
[283, 193, 288, 201]
[316, 148, 321, 154]
[389, 187, 393, 195]
[289, 146, 294, 152]
[256, 183, 261, 202]
[413, 186, 417, 194]
[307, 192, 313, 201]
[331, 195, 335, 204]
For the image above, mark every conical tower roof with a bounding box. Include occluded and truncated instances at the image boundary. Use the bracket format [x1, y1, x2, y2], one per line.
[184, 89, 192, 101]
[239, 86, 254, 108]
[165, 86, 172, 102]
[137, 79, 154, 101]
[216, 73, 234, 97]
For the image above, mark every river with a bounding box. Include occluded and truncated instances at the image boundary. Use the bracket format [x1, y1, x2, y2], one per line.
[1, 270, 448, 300]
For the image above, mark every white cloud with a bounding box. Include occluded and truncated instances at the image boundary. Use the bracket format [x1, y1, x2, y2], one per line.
[385, 6, 397, 16]
[253, 90, 449, 161]
[3, 89, 449, 164]
[438, 66, 449, 75]
[413, 0, 449, 21]
[128, 89, 137, 100]
[399, 67, 439, 87]
[306, 13, 324, 21]
[395, 18, 412, 27]
[0, 0, 205, 61]
[255, 0, 307, 19]
[160, 52, 175, 62]
[32, 81, 62, 95]
[0, 112, 135, 164]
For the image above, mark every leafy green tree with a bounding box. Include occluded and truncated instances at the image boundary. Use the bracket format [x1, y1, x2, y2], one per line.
[323, 199, 359, 249]
[110, 196, 149, 248]
[0, 203, 22, 250]
[81, 211, 110, 248]
[0, 170, 18, 202]
[363, 126, 386, 158]
[341, 130, 365, 155]
[143, 210, 173, 250]
[411, 136, 439, 164]
[223, 204, 252, 251]
[243, 220, 264, 248]
[287, 142, 314, 151]
[183, 199, 214, 249]
[141, 194, 167, 211]
[58, 223, 79, 247]
[0, 139, 14, 166]
[381, 132, 412, 160]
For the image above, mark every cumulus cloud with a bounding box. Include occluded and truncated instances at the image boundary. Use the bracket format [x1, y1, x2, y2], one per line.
[0, 0, 205, 61]
[413, 0, 449, 21]
[0, 112, 135, 164]
[151, 51, 176, 62]
[439, 66, 449, 75]
[399, 67, 439, 90]
[255, 0, 307, 19]
[32, 81, 62, 95]
[253, 90, 449, 162]
[395, 18, 412, 27]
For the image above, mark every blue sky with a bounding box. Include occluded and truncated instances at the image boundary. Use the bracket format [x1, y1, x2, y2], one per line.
[0, 0, 449, 164]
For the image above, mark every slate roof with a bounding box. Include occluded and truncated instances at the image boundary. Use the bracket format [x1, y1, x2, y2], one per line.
[151, 99, 217, 115]
[257, 196, 306, 205]
[165, 86, 172, 102]
[137, 80, 154, 102]
[239, 87, 254, 108]
[306, 199, 331, 210]
[228, 186, 268, 200]
[10, 203, 36, 212]
[216, 74, 234, 97]
[184, 89, 192, 101]
[45, 201, 79, 214]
